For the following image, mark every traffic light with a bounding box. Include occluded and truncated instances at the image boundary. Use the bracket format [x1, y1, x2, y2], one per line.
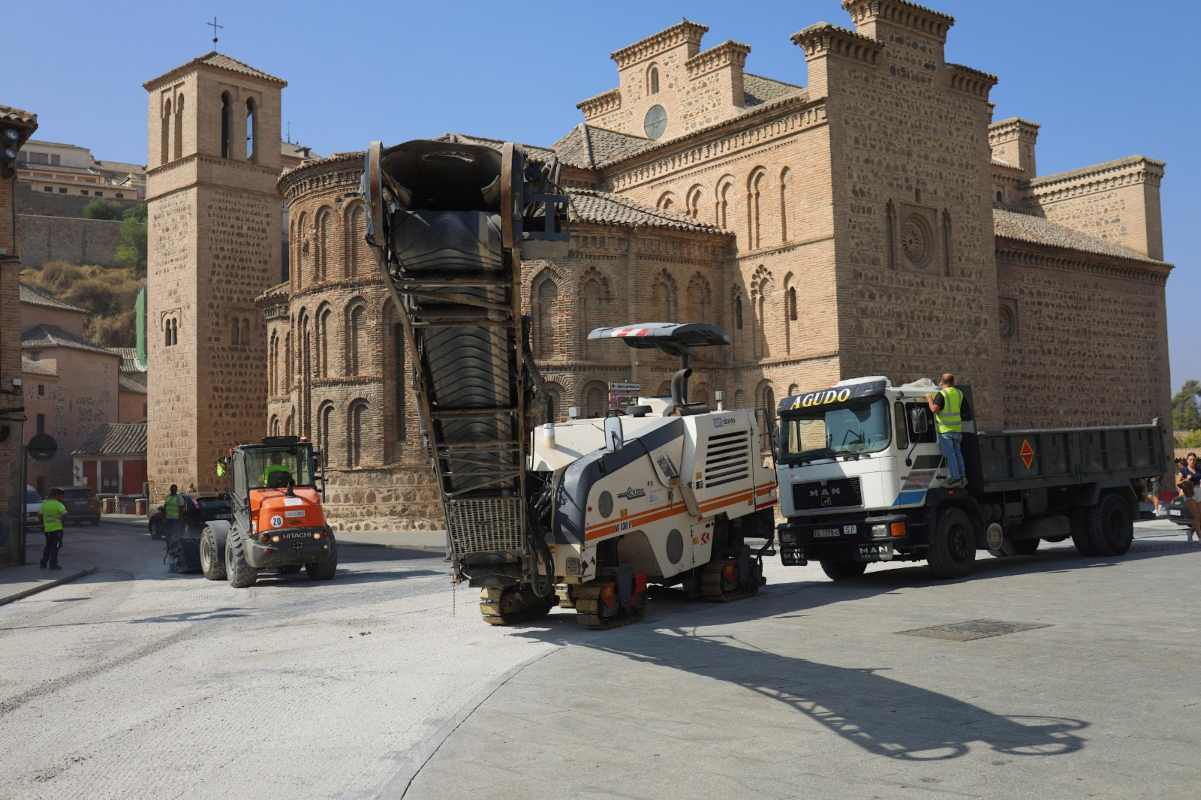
[1, 126, 21, 178]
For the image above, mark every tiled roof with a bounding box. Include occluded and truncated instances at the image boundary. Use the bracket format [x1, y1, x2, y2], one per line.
[566, 189, 726, 234]
[145, 51, 286, 89]
[742, 73, 805, 107]
[119, 373, 147, 394]
[108, 346, 147, 373]
[74, 422, 147, 457]
[0, 105, 38, 128]
[552, 124, 655, 169]
[22, 324, 120, 357]
[993, 209, 1164, 264]
[19, 283, 89, 314]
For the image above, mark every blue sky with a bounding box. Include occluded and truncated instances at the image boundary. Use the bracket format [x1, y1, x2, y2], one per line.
[8, 0, 1198, 388]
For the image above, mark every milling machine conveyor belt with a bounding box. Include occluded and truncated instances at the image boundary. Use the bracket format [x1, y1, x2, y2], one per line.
[364, 140, 558, 564]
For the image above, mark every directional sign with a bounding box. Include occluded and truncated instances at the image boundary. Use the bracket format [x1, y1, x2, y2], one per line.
[608, 382, 641, 393]
[1019, 439, 1035, 471]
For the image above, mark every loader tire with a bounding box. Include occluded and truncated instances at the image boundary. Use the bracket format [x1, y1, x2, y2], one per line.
[1091, 493, 1134, 557]
[200, 525, 226, 581]
[305, 540, 338, 580]
[820, 558, 868, 581]
[928, 507, 976, 579]
[225, 527, 258, 589]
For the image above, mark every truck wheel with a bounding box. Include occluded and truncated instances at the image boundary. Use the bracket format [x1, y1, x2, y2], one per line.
[1070, 509, 1099, 556]
[820, 559, 867, 581]
[305, 540, 338, 580]
[225, 527, 258, 588]
[928, 507, 976, 578]
[1091, 493, 1134, 556]
[200, 525, 227, 580]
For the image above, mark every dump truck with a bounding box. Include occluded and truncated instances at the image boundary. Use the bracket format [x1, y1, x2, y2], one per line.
[361, 139, 776, 626]
[198, 436, 337, 588]
[774, 376, 1168, 580]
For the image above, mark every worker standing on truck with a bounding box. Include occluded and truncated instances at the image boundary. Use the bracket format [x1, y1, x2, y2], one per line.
[927, 373, 969, 487]
[40, 488, 67, 570]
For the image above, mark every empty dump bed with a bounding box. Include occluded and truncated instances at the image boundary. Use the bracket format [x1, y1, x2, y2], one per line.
[974, 423, 1165, 492]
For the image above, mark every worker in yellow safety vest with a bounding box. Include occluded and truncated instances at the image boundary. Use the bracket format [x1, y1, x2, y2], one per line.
[40, 487, 67, 570]
[260, 453, 292, 487]
[927, 372, 970, 487]
[163, 483, 185, 544]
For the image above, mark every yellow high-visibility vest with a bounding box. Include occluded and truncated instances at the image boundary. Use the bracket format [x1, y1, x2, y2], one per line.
[935, 387, 963, 435]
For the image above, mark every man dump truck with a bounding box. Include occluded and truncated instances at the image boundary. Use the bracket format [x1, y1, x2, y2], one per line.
[774, 376, 1167, 580]
[361, 139, 776, 626]
[197, 436, 337, 588]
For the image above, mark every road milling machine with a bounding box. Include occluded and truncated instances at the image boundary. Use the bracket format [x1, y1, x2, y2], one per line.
[362, 139, 777, 626]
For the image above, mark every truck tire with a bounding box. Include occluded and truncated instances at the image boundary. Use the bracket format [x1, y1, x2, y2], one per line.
[928, 507, 976, 578]
[820, 559, 867, 581]
[1070, 509, 1099, 556]
[305, 539, 337, 580]
[1091, 493, 1134, 556]
[225, 526, 258, 588]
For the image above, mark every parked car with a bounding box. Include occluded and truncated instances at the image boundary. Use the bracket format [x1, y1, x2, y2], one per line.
[149, 493, 232, 539]
[1166, 495, 1194, 529]
[24, 486, 42, 531]
[55, 485, 102, 526]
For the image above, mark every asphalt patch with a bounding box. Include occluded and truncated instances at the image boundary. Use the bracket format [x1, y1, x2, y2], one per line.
[898, 618, 1052, 641]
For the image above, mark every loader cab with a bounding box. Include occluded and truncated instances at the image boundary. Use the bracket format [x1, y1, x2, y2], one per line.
[228, 437, 328, 534]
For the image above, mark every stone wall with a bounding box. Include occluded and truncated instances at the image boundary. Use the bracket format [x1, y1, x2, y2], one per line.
[17, 214, 123, 267]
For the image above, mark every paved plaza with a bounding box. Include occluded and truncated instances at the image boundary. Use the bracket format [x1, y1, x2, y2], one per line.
[0, 520, 1198, 799]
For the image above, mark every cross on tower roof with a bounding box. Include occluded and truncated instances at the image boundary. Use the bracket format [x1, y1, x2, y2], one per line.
[207, 16, 223, 46]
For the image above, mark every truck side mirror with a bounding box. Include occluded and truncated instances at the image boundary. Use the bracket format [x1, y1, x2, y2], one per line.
[604, 416, 624, 453]
[910, 407, 929, 435]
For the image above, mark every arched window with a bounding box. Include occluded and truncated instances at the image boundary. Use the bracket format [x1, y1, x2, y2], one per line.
[299, 311, 312, 438]
[316, 305, 331, 378]
[347, 204, 364, 277]
[656, 191, 676, 211]
[579, 269, 611, 361]
[347, 400, 367, 467]
[269, 415, 280, 437]
[747, 168, 766, 249]
[161, 98, 171, 166]
[685, 185, 703, 220]
[285, 410, 294, 437]
[318, 402, 334, 465]
[316, 207, 332, 282]
[751, 267, 773, 359]
[783, 275, 796, 354]
[734, 293, 744, 330]
[269, 333, 278, 395]
[346, 301, 367, 375]
[533, 276, 558, 358]
[220, 91, 232, 159]
[173, 95, 184, 162]
[648, 64, 660, 95]
[787, 383, 799, 396]
[652, 271, 678, 322]
[541, 383, 564, 424]
[284, 330, 293, 394]
[779, 167, 791, 242]
[231, 316, 241, 347]
[583, 382, 608, 418]
[389, 320, 406, 446]
[245, 97, 257, 162]
[788, 286, 798, 321]
[686, 274, 711, 324]
[715, 177, 733, 229]
[294, 213, 307, 290]
[164, 317, 171, 347]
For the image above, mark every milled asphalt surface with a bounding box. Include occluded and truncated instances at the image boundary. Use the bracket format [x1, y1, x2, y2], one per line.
[1, 519, 1198, 799]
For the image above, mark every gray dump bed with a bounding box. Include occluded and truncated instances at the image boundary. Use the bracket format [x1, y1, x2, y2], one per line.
[969, 423, 1165, 493]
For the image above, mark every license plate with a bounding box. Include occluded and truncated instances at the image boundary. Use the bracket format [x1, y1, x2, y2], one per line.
[813, 528, 840, 538]
[1169, 510, 1182, 517]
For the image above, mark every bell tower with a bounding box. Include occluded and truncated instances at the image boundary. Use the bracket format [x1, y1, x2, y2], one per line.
[144, 53, 285, 499]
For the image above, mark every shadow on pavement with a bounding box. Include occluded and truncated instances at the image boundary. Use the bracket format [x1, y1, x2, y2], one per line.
[130, 607, 251, 624]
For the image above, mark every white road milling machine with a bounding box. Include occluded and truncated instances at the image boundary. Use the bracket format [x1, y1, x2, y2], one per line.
[362, 139, 777, 627]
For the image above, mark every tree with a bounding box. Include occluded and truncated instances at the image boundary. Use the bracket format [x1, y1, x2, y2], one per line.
[115, 204, 147, 275]
[81, 199, 123, 220]
[1171, 380, 1201, 431]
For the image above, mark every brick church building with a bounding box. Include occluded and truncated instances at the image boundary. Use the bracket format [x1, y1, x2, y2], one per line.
[144, 0, 1172, 531]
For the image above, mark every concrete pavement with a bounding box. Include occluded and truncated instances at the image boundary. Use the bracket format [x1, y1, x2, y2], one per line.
[1, 519, 1198, 799]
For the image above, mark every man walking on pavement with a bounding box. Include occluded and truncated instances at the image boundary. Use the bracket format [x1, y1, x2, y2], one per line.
[40, 487, 67, 570]
[927, 373, 970, 487]
[163, 483, 184, 543]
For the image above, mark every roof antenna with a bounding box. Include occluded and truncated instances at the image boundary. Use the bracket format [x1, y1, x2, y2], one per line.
[286, 121, 292, 144]
[207, 16, 224, 46]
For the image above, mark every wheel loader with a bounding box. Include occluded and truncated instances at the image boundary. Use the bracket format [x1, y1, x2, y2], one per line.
[198, 436, 337, 588]
[361, 139, 776, 627]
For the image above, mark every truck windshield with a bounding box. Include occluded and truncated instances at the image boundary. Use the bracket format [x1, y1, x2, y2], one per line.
[245, 447, 314, 489]
[780, 398, 891, 463]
